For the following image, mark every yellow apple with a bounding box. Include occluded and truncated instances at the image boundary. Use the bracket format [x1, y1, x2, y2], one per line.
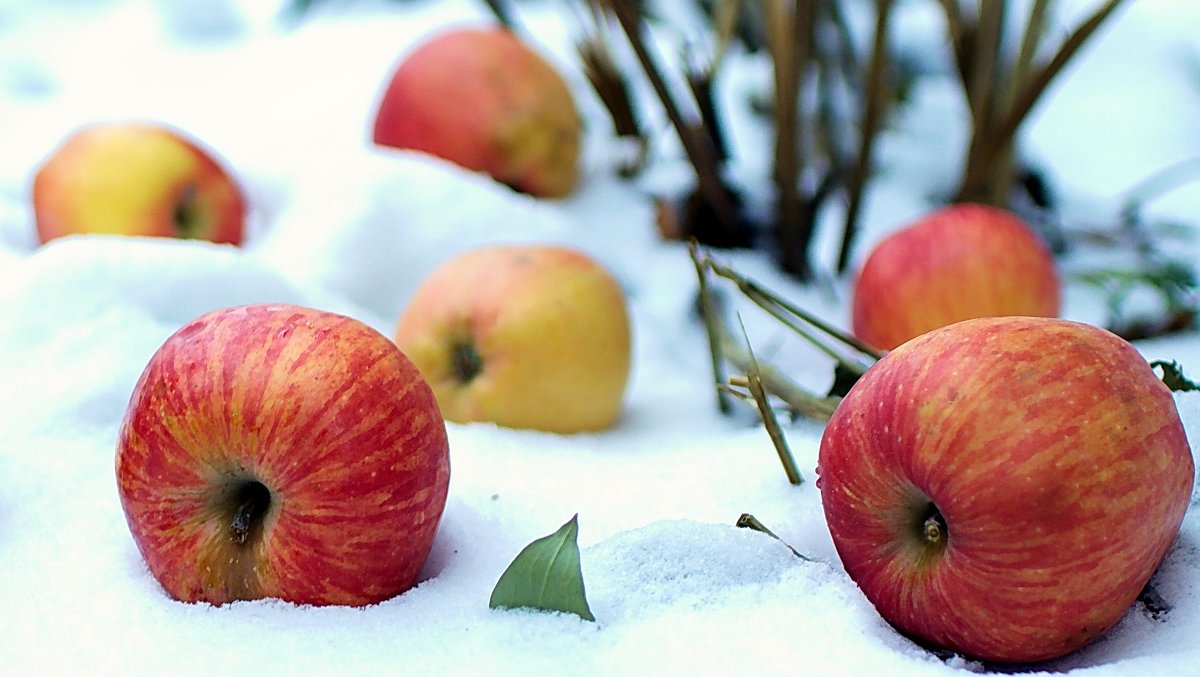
[32, 123, 246, 245]
[395, 245, 631, 433]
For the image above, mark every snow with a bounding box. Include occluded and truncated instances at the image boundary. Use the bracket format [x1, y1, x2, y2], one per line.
[1, 0, 1199, 674]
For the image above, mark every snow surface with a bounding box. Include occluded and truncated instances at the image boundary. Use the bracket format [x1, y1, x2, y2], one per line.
[1, 0, 1200, 674]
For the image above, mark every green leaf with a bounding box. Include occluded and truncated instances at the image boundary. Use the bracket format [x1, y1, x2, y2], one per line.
[1151, 360, 1200, 393]
[489, 514, 595, 622]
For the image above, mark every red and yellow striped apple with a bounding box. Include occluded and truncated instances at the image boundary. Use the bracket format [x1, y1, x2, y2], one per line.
[371, 27, 581, 198]
[395, 245, 631, 433]
[116, 304, 450, 606]
[851, 203, 1060, 351]
[818, 316, 1193, 663]
[32, 122, 246, 245]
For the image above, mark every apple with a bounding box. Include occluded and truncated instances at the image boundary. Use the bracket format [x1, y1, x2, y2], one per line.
[818, 316, 1193, 663]
[395, 244, 631, 433]
[32, 122, 246, 245]
[116, 304, 450, 606]
[371, 27, 581, 198]
[851, 203, 1060, 351]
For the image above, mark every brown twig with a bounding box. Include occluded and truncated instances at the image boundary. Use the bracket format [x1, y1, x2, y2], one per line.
[722, 330, 841, 422]
[602, 0, 741, 237]
[957, 0, 1129, 201]
[767, 0, 817, 278]
[736, 513, 814, 561]
[704, 257, 884, 362]
[690, 241, 734, 414]
[480, 0, 521, 31]
[838, 0, 895, 273]
[737, 317, 805, 485]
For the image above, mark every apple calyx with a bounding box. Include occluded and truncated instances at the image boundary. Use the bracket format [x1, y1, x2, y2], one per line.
[172, 184, 202, 239]
[921, 504, 947, 546]
[904, 499, 948, 567]
[452, 340, 483, 384]
[228, 479, 271, 546]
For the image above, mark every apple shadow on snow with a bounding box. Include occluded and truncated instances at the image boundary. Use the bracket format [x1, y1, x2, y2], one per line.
[416, 522, 455, 585]
[413, 501, 504, 587]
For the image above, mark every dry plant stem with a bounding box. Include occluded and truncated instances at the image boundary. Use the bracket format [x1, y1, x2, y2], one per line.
[710, 0, 741, 63]
[827, 2, 864, 79]
[577, 36, 648, 175]
[957, 0, 1129, 201]
[739, 284, 867, 374]
[967, 1, 1005, 135]
[961, 1, 1009, 205]
[740, 319, 805, 485]
[579, 40, 642, 139]
[704, 258, 884, 362]
[768, 0, 815, 278]
[736, 513, 814, 561]
[1009, 0, 1051, 111]
[815, 2, 864, 170]
[602, 0, 740, 235]
[692, 243, 837, 420]
[688, 66, 730, 163]
[726, 363, 839, 422]
[481, 0, 520, 31]
[1121, 155, 1200, 214]
[838, 0, 895, 273]
[938, 0, 969, 91]
[690, 241, 734, 414]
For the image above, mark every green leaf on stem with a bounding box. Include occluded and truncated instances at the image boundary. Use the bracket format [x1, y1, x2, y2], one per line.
[489, 514, 595, 622]
[1151, 360, 1200, 393]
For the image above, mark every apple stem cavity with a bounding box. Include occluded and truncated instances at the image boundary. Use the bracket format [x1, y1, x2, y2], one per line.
[452, 341, 483, 384]
[230, 480, 271, 546]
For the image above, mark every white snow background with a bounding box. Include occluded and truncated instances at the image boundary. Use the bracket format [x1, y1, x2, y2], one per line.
[1, 0, 1200, 674]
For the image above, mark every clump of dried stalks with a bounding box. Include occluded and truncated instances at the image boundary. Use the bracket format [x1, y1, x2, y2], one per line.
[521, 0, 1133, 279]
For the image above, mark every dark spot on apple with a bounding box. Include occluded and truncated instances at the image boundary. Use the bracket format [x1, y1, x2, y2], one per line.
[229, 480, 271, 546]
[452, 341, 483, 384]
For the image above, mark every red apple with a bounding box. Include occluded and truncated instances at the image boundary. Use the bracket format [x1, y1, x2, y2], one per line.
[851, 203, 1060, 351]
[116, 304, 450, 606]
[818, 316, 1193, 663]
[395, 244, 631, 433]
[32, 122, 246, 245]
[372, 27, 581, 198]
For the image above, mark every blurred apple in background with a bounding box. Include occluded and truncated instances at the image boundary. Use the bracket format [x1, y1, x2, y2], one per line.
[395, 244, 631, 433]
[851, 203, 1060, 351]
[819, 316, 1193, 663]
[32, 122, 246, 245]
[372, 27, 581, 198]
[117, 304, 450, 606]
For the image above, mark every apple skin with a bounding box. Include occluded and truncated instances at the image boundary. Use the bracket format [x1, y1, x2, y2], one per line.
[818, 316, 1193, 663]
[32, 122, 246, 245]
[395, 245, 631, 433]
[371, 27, 581, 198]
[851, 203, 1060, 351]
[116, 304, 450, 606]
